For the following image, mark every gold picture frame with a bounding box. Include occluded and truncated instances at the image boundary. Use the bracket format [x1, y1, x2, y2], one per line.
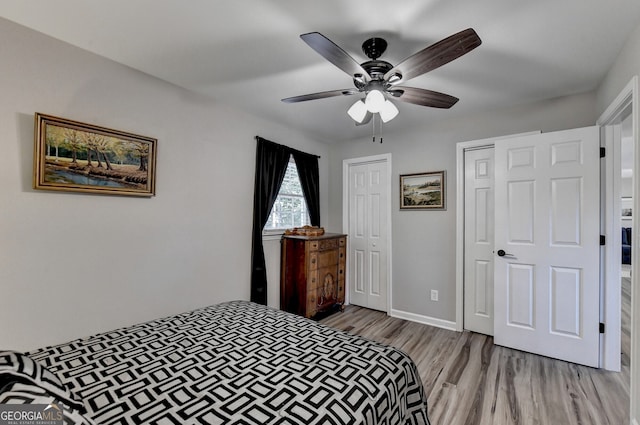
[34, 113, 157, 197]
[400, 171, 446, 210]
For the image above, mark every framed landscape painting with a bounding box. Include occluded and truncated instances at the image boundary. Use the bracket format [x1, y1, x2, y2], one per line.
[400, 171, 446, 210]
[33, 113, 157, 197]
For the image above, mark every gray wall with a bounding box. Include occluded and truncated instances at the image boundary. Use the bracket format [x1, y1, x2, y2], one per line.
[0, 18, 329, 351]
[328, 92, 597, 322]
[596, 19, 640, 425]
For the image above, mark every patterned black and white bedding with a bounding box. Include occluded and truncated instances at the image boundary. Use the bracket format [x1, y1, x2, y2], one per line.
[16, 301, 429, 424]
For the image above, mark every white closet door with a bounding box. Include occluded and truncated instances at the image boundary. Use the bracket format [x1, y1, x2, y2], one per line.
[348, 160, 389, 311]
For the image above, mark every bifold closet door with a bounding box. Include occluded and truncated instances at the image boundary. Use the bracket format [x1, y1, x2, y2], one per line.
[348, 160, 389, 312]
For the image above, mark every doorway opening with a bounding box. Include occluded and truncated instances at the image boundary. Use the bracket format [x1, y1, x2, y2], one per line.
[620, 111, 633, 377]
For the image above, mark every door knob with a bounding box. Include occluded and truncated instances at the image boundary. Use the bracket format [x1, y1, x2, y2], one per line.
[496, 249, 513, 257]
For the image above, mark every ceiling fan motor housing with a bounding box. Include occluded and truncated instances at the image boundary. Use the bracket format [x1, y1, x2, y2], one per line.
[354, 60, 393, 89]
[354, 37, 394, 90]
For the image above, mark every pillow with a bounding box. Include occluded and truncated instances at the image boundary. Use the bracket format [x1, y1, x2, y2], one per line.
[0, 351, 84, 412]
[0, 381, 96, 425]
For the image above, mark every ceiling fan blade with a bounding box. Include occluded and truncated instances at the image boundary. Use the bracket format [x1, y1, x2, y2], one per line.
[355, 112, 373, 126]
[392, 87, 459, 109]
[282, 89, 358, 103]
[384, 28, 481, 84]
[301, 32, 370, 82]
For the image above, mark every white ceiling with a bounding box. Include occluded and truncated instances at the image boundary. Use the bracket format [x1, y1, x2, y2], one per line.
[1, 0, 640, 143]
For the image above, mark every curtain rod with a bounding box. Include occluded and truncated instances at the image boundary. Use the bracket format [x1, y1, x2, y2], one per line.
[255, 135, 321, 159]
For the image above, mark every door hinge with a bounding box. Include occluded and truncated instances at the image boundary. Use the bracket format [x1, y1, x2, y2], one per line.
[600, 235, 606, 245]
[599, 322, 605, 334]
[600, 147, 606, 158]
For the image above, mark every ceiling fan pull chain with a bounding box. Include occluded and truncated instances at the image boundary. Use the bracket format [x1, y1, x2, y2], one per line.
[380, 115, 384, 143]
[372, 113, 376, 143]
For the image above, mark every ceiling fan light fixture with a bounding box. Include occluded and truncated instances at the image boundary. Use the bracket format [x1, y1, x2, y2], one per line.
[379, 100, 399, 123]
[365, 90, 386, 113]
[347, 100, 368, 123]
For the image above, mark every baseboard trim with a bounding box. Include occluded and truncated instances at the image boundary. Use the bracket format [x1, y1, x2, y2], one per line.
[390, 309, 457, 331]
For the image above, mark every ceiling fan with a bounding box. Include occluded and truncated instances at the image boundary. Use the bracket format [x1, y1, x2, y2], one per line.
[282, 28, 482, 125]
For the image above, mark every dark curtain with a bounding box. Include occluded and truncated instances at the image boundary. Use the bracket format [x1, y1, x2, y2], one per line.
[291, 151, 320, 226]
[250, 137, 291, 305]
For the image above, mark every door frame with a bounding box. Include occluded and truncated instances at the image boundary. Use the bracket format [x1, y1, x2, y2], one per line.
[342, 153, 393, 314]
[598, 74, 638, 380]
[455, 132, 540, 332]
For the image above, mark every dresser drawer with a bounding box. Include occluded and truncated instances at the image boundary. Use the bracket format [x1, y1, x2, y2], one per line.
[318, 250, 338, 268]
[318, 238, 339, 251]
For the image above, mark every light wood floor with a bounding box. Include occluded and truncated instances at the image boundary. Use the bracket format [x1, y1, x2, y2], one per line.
[320, 281, 631, 425]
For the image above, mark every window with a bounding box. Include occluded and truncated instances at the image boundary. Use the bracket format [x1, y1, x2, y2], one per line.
[264, 157, 310, 231]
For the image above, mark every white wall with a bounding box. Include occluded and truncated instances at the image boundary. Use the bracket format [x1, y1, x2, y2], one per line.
[0, 18, 329, 351]
[596, 19, 640, 425]
[328, 92, 597, 323]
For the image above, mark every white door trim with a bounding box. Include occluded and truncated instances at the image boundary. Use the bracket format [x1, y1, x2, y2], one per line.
[598, 77, 638, 425]
[342, 153, 393, 314]
[455, 132, 540, 331]
[599, 122, 624, 370]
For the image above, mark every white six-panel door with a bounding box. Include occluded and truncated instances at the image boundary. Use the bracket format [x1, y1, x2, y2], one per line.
[464, 148, 495, 335]
[493, 127, 600, 367]
[348, 160, 389, 311]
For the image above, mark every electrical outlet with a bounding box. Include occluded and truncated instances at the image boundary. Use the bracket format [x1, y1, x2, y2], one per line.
[430, 290, 439, 302]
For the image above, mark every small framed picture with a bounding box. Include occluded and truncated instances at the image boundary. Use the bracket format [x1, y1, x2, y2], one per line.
[400, 171, 446, 210]
[33, 113, 157, 197]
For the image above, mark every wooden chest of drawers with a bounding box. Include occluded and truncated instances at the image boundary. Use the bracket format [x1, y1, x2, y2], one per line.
[280, 233, 346, 318]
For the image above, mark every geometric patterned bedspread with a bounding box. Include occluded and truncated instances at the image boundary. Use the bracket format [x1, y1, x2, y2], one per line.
[28, 301, 430, 425]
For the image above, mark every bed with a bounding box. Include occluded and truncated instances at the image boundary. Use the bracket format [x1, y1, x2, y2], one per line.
[1, 301, 430, 424]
